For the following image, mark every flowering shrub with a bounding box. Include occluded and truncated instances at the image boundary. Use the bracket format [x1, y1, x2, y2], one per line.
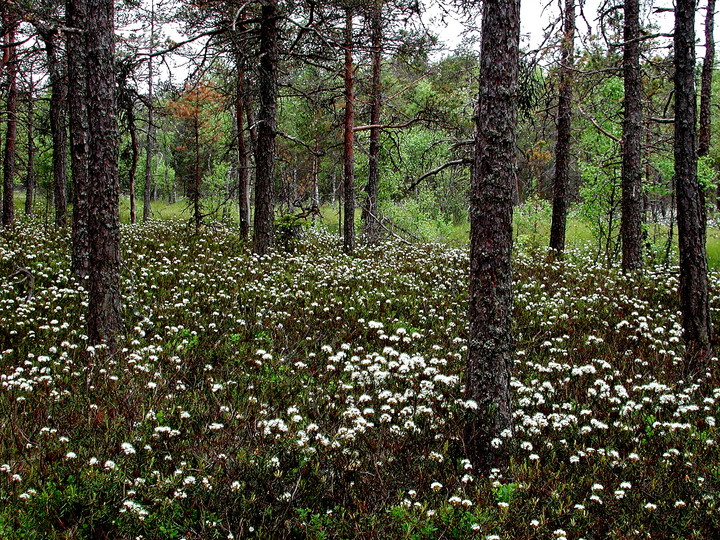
[0, 218, 718, 538]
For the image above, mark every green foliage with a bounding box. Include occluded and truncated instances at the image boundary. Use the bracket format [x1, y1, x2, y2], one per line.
[515, 195, 552, 248]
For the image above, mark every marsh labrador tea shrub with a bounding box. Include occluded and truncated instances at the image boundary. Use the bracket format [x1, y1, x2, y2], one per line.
[1, 219, 719, 538]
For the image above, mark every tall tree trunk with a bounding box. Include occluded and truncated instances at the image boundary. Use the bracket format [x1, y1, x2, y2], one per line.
[85, 0, 123, 345]
[312, 134, 320, 213]
[0, 17, 4, 219]
[253, 0, 278, 255]
[39, 30, 69, 229]
[67, 0, 91, 279]
[343, 8, 356, 254]
[2, 20, 17, 228]
[675, 0, 713, 373]
[621, 0, 644, 271]
[465, 0, 521, 473]
[25, 87, 36, 215]
[128, 106, 139, 224]
[549, 0, 575, 253]
[235, 49, 250, 239]
[699, 0, 716, 158]
[363, 1, 382, 244]
[193, 106, 201, 230]
[143, 0, 155, 222]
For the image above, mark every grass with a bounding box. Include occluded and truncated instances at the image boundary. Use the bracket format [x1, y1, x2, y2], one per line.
[1, 215, 720, 538]
[15, 191, 720, 268]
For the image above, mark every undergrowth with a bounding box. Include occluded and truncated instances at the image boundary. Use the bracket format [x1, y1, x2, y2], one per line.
[1, 218, 719, 539]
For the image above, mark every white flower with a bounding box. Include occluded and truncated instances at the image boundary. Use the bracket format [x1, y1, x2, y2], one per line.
[121, 443, 136, 455]
[644, 503, 657, 511]
[65, 452, 77, 460]
[431, 482, 442, 492]
[591, 483, 603, 491]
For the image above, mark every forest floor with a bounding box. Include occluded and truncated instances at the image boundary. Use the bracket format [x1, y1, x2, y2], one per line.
[1, 218, 720, 538]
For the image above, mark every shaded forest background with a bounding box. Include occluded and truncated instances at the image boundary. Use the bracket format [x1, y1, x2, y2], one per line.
[1, 0, 718, 264]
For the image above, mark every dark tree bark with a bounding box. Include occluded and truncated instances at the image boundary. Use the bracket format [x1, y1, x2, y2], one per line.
[253, 0, 278, 255]
[465, 0, 520, 472]
[235, 49, 251, 239]
[2, 20, 18, 228]
[143, 0, 155, 223]
[621, 0, 644, 271]
[25, 88, 36, 215]
[699, 0, 716, 158]
[549, 0, 575, 253]
[363, 1, 382, 244]
[343, 8, 355, 254]
[67, 0, 91, 279]
[192, 101, 202, 230]
[38, 28, 69, 229]
[312, 135, 320, 211]
[127, 105, 139, 224]
[675, 0, 713, 373]
[85, 0, 123, 345]
[0, 17, 4, 219]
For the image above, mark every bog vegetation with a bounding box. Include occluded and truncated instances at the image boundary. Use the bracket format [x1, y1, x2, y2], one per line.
[1, 0, 720, 538]
[1, 217, 720, 538]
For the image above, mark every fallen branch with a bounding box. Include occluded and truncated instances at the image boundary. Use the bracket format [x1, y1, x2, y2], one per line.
[10, 267, 35, 302]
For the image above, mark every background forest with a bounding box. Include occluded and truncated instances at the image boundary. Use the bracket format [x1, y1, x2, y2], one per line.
[2, 0, 720, 539]
[1, 0, 718, 261]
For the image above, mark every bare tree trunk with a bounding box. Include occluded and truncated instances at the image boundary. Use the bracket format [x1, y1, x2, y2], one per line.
[253, 0, 278, 255]
[143, 0, 155, 222]
[67, 0, 91, 279]
[25, 86, 36, 215]
[465, 0, 520, 473]
[39, 29, 68, 228]
[0, 16, 4, 220]
[128, 106, 139, 224]
[312, 135, 320, 214]
[363, 1, 382, 244]
[699, 0, 716, 158]
[343, 8, 356, 254]
[549, 0, 575, 253]
[193, 104, 202, 230]
[235, 49, 251, 239]
[621, 0, 644, 271]
[86, 0, 123, 345]
[675, 0, 713, 373]
[2, 20, 17, 228]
